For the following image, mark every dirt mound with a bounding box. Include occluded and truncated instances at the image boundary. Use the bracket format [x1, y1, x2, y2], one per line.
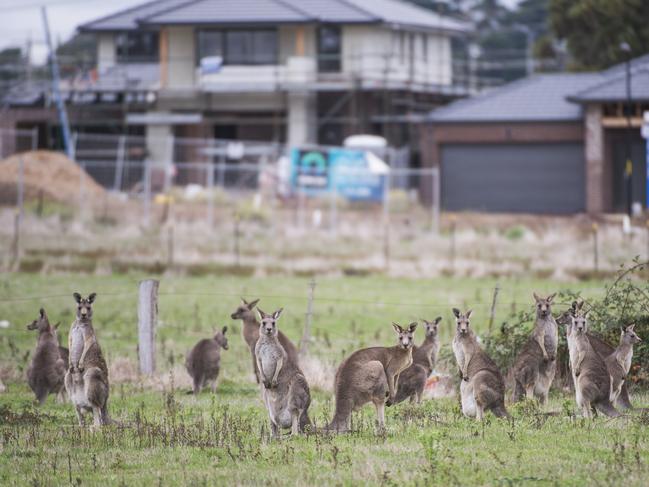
[0, 151, 106, 205]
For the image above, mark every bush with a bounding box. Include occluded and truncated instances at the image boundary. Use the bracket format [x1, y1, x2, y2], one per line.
[484, 259, 649, 388]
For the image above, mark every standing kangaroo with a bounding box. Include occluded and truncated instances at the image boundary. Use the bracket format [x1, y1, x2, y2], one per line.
[230, 298, 299, 383]
[567, 309, 620, 418]
[327, 322, 417, 432]
[26, 308, 66, 404]
[452, 309, 508, 420]
[186, 327, 229, 395]
[255, 308, 311, 437]
[605, 324, 641, 406]
[510, 293, 558, 404]
[394, 317, 441, 404]
[64, 293, 110, 427]
[558, 301, 633, 409]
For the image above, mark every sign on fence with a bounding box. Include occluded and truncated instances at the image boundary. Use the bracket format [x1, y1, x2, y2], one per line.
[290, 147, 388, 202]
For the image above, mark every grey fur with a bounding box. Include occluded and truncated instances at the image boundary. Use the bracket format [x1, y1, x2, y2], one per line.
[255, 308, 311, 437]
[64, 293, 110, 427]
[231, 298, 299, 383]
[604, 325, 640, 407]
[510, 293, 558, 404]
[452, 309, 508, 420]
[326, 322, 417, 432]
[394, 317, 441, 404]
[26, 308, 66, 404]
[186, 327, 229, 395]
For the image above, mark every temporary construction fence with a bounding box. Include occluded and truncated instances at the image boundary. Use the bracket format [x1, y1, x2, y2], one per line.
[0, 128, 441, 234]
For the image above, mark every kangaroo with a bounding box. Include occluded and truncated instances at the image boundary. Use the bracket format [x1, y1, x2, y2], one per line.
[511, 293, 558, 404]
[230, 298, 299, 383]
[452, 309, 508, 420]
[568, 309, 620, 418]
[64, 293, 110, 427]
[393, 317, 441, 404]
[254, 308, 311, 437]
[560, 301, 633, 409]
[327, 322, 417, 432]
[26, 308, 66, 404]
[186, 326, 229, 395]
[605, 324, 641, 406]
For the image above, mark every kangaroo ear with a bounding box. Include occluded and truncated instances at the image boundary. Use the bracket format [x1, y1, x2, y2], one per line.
[466, 309, 473, 319]
[627, 324, 635, 332]
[434, 316, 442, 325]
[73, 292, 82, 304]
[222, 326, 228, 334]
[452, 308, 461, 319]
[39, 308, 45, 318]
[392, 322, 403, 334]
[533, 292, 540, 302]
[547, 293, 556, 302]
[54, 322, 61, 330]
[88, 293, 96, 304]
[257, 308, 267, 319]
[408, 322, 418, 333]
[248, 299, 259, 310]
[241, 297, 248, 305]
[272, 308, 283, 320]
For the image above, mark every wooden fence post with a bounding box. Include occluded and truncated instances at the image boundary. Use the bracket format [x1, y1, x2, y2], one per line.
[138, 279, 159, 375]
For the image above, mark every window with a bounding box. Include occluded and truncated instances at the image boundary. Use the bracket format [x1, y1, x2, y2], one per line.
[197, 29, 277, 65]
[115, 31, 159, 63]
[317, 25, 341, 73]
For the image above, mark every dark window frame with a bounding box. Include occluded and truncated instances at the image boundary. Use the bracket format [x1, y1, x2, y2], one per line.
[115, 31, 159, 63]
[195, 28, 278, 66]
[317, 24, 342, 73]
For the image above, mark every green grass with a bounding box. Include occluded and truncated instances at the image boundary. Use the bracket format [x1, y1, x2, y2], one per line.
[1, 273, 648, 486]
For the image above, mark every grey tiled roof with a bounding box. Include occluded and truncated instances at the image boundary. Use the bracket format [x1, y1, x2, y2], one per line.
[568, 70, 649, 103]
[427, 73, 607, 122]
[79, 0, 192, 31]
[80, 0, 472, 33]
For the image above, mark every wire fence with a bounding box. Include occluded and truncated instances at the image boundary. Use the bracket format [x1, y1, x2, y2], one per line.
[0, 127, 441, 236]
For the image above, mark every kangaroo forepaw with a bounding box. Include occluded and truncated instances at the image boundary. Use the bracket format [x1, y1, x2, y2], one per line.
[386, 398, 394, 407]
[463, 376, 469, 382]
[263, 381, 271, 389]
[271, 380, 278, 388]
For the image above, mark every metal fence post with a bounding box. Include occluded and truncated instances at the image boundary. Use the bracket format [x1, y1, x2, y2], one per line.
[143, 158, 151, 226]
[207, 162, 214, 227]
[17, 156, 24, 220]
[137, 279, 159, 375]
[300, 278, 316, 357]
[113, 135, 126, 192]
[432, 167, 440, 234]
[30, 127, 38, 151]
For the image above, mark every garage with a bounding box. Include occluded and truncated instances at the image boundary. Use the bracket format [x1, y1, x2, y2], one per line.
[441, 143, 585, 214]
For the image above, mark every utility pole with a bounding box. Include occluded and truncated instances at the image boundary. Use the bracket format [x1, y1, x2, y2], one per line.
[41, 6, 73, 159]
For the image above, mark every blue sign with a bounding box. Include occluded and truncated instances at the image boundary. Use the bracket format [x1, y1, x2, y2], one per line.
[291, 148, 386, 202]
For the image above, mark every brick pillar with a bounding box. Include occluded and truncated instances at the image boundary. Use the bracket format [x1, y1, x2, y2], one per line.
[585, 104, 605, 213]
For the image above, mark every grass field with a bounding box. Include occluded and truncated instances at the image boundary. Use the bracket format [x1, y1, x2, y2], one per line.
[1, 273, 648, 486]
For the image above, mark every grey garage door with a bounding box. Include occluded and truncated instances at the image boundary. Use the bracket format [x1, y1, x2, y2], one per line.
[441, 143, 585, 214]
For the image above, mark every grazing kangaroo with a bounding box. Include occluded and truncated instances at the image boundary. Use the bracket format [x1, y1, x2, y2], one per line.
[230, 298, 299, 383]
[394, 317, 441, 404]
[510, 293, 558, 404]
[26, 308, 66, 404]
[567, 309, 620, 418]
[560, 301, 633, 409]
[186, 327, 229, 395]
[326, 322, 417, 432]
[605, 324, 641, 406]
[452, 309, 508, 420]
[64, 293, 110, 427]
[254, 308, 311, 437]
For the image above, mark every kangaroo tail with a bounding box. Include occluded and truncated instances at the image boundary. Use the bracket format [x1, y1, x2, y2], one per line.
[324, 398, 352, 432]
[616, 384, 633, 410]
[491, 402, 509, 418]
[594, 400, 621, 418]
